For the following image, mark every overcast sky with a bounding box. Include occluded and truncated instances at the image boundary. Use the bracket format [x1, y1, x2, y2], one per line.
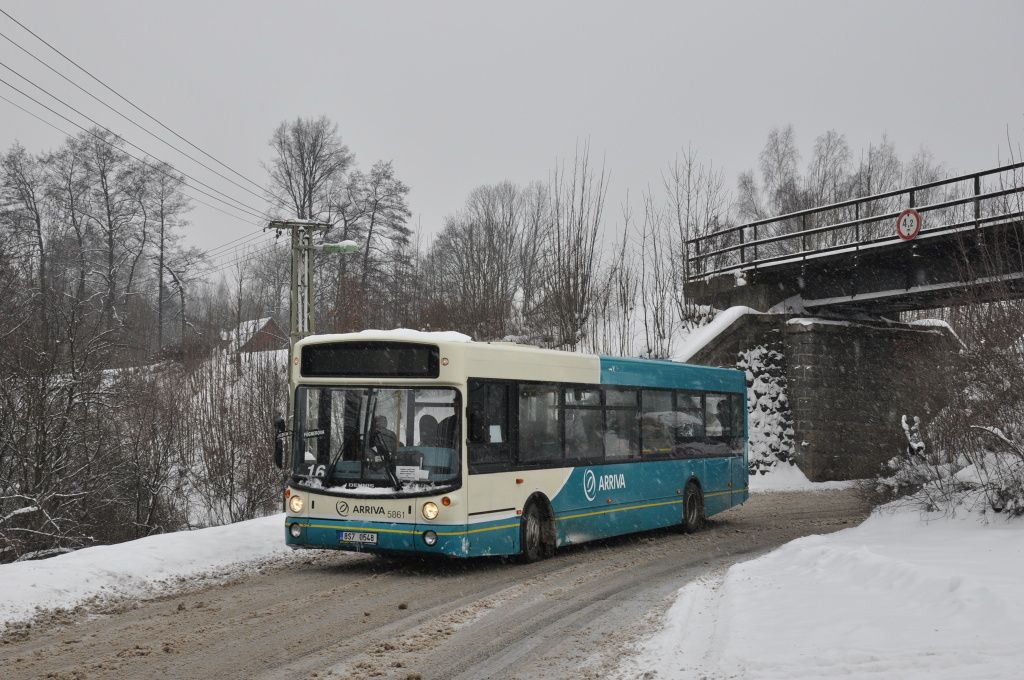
[2, 0, 1023, 265]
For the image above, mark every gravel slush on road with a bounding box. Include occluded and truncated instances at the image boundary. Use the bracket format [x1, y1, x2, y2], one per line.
[0, 490, 870, 680]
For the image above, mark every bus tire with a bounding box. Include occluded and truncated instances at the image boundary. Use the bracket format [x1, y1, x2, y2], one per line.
[519, 502, 554, 562]
[681, 482, 705, 533]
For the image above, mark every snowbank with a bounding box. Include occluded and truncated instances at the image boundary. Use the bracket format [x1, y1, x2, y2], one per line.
[749, 463, 856, 492]
[0, 513, 293, 629]
[672, 306, 759, 363]
[622, 509, 1024, 679]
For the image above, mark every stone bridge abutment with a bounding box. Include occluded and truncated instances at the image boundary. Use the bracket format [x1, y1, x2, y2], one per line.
[690, 312, 959, 481]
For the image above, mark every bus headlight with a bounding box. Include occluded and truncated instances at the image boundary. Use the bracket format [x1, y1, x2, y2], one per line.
[423, 530, 438, 546]
[422, 502, 439, 520]
[289, 523, 302, 538]
[288, 494, 304, 513]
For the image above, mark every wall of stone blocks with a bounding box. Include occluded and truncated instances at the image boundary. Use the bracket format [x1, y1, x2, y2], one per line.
[783, 320, 957, 481]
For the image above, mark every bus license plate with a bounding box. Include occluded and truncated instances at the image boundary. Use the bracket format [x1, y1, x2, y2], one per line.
[339, 531, 377, 544]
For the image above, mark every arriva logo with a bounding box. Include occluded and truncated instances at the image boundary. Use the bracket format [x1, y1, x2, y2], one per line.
[336, 501, 349, 516]
[583, 469, 627, 502]
[583, 469, 597, 501]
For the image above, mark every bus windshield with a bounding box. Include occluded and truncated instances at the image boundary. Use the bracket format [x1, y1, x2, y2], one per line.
[293, 386, 460, 490]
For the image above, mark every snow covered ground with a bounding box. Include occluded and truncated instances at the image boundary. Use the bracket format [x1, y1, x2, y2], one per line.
[749, 462, 856, 492]
[0, 464, 834, 631]
[620, 506, 1024, 680]
[0, 513, 292, 630]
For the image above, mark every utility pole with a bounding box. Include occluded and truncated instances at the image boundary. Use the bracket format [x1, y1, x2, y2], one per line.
[267, 219, 329, 471]
[267, 219, 332, 356]
[267, 219, 361, 470]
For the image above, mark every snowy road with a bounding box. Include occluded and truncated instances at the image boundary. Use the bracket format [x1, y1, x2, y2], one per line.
[0, 490, 869, 680]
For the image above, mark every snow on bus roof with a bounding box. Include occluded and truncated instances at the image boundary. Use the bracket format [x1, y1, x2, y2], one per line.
[344, 328, 474, 343]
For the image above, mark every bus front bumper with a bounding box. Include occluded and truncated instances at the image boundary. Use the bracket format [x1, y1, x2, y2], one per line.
[285, 516, 470, 557]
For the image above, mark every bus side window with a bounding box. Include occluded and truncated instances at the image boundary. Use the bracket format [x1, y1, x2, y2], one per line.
[467, 380, 511, 473]
[705, 393, 733, 441]
[641, 390, 673, 457]
[564, 387, 603, 463]
[604, 388, 639, 461]
[672, 392, 705, 458]
[518, 385, 561, 465]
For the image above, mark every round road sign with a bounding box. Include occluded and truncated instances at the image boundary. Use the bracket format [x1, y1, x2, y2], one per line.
[896, 208, 923, 240]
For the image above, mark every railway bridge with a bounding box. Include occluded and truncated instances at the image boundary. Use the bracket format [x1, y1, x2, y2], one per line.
[685, 162, 1024, 480]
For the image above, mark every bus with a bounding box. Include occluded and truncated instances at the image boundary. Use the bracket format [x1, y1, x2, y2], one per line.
[279, 331, 748, 561]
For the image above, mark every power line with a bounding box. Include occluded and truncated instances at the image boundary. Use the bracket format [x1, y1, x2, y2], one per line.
[0, 69, 269, 222]
[0, 90, 287, 275]
[206, 235, 279, 266]
[197, 232, 286, 268]
[204, 228, 269, 259]
[174, 236, 276, 274]
[0, 93, 286, 268]
[207, 242, 285, 275]
[0, 28, 271, 206]
[0, 60, 268, 220]
[0, 17, 289, 266]
[0, 89, 65, 135]
[4, 88, 284, 279]
[172, 233, 276, 272]
[0, 7, 267, 194]
[210, 249, 277, 274]
[0, 91, 264, 228]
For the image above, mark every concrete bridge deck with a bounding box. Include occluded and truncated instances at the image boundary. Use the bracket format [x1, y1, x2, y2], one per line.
[688, 162, 1024, 314]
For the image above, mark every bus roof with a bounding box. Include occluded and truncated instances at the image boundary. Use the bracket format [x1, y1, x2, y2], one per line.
[296, 330, 745, 393]
[599, 356, 745, 393]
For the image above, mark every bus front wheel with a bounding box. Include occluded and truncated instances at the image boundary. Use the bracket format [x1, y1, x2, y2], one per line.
[681, 482, 705, 533]
[519, 502, 555, 562]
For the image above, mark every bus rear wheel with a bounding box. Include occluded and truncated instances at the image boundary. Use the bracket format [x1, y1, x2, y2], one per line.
[681, 482, 705, 533]
[519, 502, 555, 562]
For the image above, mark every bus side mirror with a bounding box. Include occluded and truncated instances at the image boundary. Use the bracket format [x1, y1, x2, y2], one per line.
[274, 414, 287, 469]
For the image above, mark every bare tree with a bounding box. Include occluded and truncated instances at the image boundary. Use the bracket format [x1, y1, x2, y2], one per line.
[147, 163, 190, 354]
[353, 161, 412, 290]
[590, 198, 638, 356]
[45, 136, 93, 313]
[80, 129, 140, 334]
[1, 143, 51, 350]
[516, 181, 549, 332]
[267, 116, 352, 220]
[638, 191, 674, 358]
[663, 146, 728, 327]
[541, 144, 608, 350]
[759, 124, 801, 215]
[428, 182, 523, 339]
[806, 130, 852, 206]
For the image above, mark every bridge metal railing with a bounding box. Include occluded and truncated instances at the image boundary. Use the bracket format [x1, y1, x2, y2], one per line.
[686, 161, 1024, 280]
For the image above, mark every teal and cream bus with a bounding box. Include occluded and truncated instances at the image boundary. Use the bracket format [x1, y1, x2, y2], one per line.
[280, 331, 748, 561]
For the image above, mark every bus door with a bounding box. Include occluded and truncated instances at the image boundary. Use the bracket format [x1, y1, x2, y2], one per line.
[728, 392, 748, 502]
[704, 457, 732, 515]
[466, 380, 518, 555]
[704, 393, 741, 514]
